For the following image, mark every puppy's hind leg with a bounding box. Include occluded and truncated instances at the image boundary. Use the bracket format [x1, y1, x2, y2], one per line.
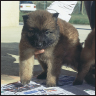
[37, 60, 47, 79]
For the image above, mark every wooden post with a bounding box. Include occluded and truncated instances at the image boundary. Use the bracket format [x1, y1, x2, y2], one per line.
[80, 1, 84, 15]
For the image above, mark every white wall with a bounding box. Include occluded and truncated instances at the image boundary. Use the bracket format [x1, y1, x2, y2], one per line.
[1, 1, 19, 27]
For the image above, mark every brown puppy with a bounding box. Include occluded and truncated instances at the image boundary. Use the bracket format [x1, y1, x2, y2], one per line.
[19, 10, 82, 87]
[73, 29, 95, 86]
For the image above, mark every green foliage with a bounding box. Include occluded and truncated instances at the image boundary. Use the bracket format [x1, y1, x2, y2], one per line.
[32, 1, 53, 10]
[19, 11, 89, 25]
[69, 14, 89, 24]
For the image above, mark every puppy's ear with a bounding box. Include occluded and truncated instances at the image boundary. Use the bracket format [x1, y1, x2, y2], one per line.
[22, 15, 29, 23]
[52, 13, 59, 22]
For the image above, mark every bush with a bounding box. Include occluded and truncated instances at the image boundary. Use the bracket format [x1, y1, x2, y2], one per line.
[69, 14, 89, 24]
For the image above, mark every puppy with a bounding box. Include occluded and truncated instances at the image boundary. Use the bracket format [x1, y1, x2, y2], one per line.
[73, 29, 95, 86]
[19, 10, 82, 87]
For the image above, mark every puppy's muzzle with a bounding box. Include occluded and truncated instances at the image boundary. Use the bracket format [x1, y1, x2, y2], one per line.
[36, 42, 43, 48]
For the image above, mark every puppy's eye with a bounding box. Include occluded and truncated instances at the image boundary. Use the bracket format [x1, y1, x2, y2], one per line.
[50, 32, 53, 33]
[45, 30, 53, 34]
[45, 31, 49, 34]
[31, 32, 34, 35]
[28, 30, 33, 32]
[28, 30, 34, 36]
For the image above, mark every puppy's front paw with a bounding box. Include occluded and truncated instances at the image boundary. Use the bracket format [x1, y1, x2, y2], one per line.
[46, 76, 57, 87]
[46, 80, 57, 87]
[46, 82, 56, 87]
[20, 75, 32, 85]
[19, 66, 32, 85]
[20, 79, 30, 85]
[73, 79, 83, 85]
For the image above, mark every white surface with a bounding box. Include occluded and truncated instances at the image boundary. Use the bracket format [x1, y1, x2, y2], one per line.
[1, 75, 95, 95]
[47, 1, 77, 22]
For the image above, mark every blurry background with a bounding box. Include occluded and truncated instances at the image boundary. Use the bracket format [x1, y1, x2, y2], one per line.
[1, 1, 89, 27]
[19, 1, 89, 25]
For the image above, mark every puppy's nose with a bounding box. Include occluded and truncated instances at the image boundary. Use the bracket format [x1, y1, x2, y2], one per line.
[38, 42, 42, 46]
[37, 42, 42, 47]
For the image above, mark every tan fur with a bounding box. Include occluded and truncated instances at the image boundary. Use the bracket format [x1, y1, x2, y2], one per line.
[19, 36, 35, 85]
[73, 29, 95, 86]
[19, 10, 82, 86]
